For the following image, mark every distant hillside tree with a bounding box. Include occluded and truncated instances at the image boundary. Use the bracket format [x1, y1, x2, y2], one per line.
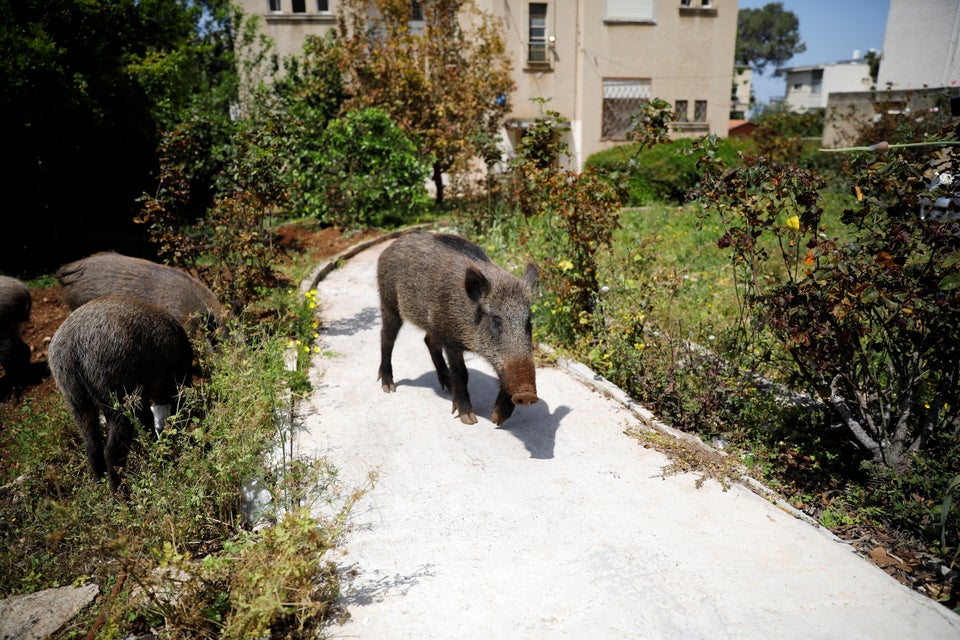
[336, 0, 515, 205]
[736, 2, 805, 75]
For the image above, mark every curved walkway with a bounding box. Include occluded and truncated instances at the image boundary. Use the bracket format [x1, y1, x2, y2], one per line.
[296, 235, 960, 639]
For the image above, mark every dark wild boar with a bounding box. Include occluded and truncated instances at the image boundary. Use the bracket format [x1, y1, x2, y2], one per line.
[377, 231, 539, 425]
[48, 296, 193, 494]
[0, 275, 32, 382]
[56, 252, 226, 341]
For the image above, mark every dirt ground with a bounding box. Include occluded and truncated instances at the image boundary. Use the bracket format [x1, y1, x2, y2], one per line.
[0, 222, 956, 613]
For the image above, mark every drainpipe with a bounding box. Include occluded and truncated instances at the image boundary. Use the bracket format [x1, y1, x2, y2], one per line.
[573, 0, 583, 171]
[944, 2, 960, 87]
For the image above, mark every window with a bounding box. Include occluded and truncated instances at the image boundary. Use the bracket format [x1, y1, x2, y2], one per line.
[317, 0, 329, 11]
[694, 100, 707, 122]
[268, 0, 281, 12]
[410, 1, 423, 20]
[675, 100, 689, 122]
[605, 0, 654, 21]
[528, 3, 548, 63]
[292, 0, 306, 12]
[811, 69, 824, 94]
[602, 78, 651, 139]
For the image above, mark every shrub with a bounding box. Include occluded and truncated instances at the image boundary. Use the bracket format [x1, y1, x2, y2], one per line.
[585, 137, 743, 206]
[296, 107, 430, 229]
[692, 133, 960, 468]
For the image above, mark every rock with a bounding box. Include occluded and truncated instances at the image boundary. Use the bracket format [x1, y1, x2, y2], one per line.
[0, 583, 99, 640]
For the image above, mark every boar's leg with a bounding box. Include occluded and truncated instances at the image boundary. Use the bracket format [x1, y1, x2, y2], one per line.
[75, 402, 108, 483]
[445, 347, 477, 425]
[103, 409, 136, 494]
[424, 333, 451, 391]
[492, 390, 516, 426]
[378, 305, 403, 393]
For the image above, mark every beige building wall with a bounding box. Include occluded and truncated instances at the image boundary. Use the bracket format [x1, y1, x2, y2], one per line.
[237, 1, 337, 60]
[235, 0, 737, 171]
[490, 0, 736, 169]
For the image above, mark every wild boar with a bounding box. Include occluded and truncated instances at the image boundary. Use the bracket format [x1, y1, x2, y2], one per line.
[377, 231, 539, 425]
[48, 296, 193, 494]
[56, 252, 226, 341]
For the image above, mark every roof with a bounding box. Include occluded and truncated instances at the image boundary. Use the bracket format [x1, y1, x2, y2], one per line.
[775, 58, 870, 75]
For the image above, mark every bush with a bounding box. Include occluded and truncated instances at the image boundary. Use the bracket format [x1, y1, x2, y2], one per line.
[692, 132, 960, 469]
[585, 137, 743, 206]
[295, 107, 431, 230]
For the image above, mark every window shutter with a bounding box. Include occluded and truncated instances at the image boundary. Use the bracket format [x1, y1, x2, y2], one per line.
[605, 0, 655, 20]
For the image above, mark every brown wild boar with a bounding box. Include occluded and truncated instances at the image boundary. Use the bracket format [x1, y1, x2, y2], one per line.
[48, 296, 193, 494]
[56, 252, 226, 341]
[0, 275, 32, 382]
[377, 231, 539, 425]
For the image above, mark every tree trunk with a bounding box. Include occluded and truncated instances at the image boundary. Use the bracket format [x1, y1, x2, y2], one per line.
[433, 162, 445, 207]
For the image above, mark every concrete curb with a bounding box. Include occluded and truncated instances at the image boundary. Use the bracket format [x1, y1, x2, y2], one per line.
[300, 224, 435, 295]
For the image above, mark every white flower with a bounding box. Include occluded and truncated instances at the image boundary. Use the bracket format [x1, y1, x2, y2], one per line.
[938, 173, 954, 187]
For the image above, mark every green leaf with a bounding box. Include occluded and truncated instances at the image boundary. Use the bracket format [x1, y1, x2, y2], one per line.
[938, 273, 960, 291]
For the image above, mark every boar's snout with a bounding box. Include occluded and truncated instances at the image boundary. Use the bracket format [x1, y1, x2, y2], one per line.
[512, 388, 539, 407]
[503, 358, 538, 407]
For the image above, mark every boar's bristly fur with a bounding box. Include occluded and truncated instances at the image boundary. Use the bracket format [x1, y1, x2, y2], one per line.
[377, 231, 539, 425]
[0, 275, 32, 383]
[56, 252, 226, 342]
[48, 296, 193, 494]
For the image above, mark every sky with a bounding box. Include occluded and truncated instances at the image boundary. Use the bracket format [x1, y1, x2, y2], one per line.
[736, 0, 890, 106]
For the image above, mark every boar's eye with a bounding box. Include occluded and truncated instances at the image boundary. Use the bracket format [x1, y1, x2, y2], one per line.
[490, 315, 503, 337]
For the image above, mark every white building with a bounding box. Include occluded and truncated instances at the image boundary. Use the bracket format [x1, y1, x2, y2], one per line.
[877, 0, 960, 90]
[775, 57, 874, 113]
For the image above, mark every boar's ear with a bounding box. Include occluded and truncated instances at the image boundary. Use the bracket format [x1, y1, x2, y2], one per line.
[464, 265, 491, 304]
[522, 263, 539, 294]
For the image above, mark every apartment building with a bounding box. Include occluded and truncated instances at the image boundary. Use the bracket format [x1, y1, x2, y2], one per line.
[235, 0, 738, 170]
[775, 57, 874, 113]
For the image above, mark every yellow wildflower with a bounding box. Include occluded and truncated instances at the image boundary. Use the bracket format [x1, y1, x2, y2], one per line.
[785, 215, 800, 231]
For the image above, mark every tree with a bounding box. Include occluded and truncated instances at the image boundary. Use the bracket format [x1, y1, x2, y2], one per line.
[0, 0, 238, 275]
[735, 2, 805, 76]
[336, 0, 514, 205]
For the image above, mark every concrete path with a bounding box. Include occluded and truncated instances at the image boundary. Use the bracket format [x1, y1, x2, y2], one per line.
[296, 236, 960, 639]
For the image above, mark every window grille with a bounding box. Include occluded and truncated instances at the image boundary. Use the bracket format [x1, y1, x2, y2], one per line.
[602, 79, 652, 139]
[318, 0, 329, 11]
[694, 100, 707, 122]
[528, 4, 548, 62]
[268, 0, 281, 12]
[675, 100, 689, 122]
[411, 1, 423, 20]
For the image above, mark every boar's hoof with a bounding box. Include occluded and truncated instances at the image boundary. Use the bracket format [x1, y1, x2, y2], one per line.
[452, 401, 478, 425]
[381, 382, 396, 393]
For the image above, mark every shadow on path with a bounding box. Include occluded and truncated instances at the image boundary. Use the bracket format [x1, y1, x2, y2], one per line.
[339, 563, 437, 607]
[322, 306, 380, 337]
[395, 369, 566, 459]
